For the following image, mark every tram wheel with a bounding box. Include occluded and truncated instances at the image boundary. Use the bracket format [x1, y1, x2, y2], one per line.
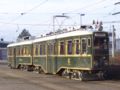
[62, 70, 69, 78]
[76, 71, 84, 81]
[38, 67, 44, 74]
[97, 71, 104, 80]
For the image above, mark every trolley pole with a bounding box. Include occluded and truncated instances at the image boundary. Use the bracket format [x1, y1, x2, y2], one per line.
[53, 14, 69, 34]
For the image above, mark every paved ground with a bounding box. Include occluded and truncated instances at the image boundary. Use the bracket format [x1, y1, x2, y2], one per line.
[0, 64, 120, 90]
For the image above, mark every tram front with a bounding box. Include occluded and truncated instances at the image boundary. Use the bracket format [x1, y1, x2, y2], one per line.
[93, 32, 109, 70]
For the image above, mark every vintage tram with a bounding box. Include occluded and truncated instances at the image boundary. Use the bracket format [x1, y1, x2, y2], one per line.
[7, 30, 109, 80]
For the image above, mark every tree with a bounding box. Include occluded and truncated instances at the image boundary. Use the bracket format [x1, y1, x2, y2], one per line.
[17, 29, 31, 39]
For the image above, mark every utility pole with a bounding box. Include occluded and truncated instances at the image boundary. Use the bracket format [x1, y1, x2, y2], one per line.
[111, 1, 119, 57]
[112, 25, 116, 57]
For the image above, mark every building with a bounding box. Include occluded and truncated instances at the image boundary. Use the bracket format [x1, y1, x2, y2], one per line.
[0, 40, 9, 60]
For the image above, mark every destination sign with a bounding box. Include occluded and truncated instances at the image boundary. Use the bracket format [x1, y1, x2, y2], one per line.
[94, 33, 106, 37]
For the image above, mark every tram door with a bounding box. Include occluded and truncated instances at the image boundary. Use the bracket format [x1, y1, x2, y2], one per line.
[47, 42, 56, 74]
[47, 43, 52, 73]
[13, 48, 16, 68]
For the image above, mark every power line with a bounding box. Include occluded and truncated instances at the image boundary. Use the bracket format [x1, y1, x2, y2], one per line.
[103, 20, 120, 23]
[67, 0, 108, 13]
[0, 21, 81, 26]
[9, 0, 48, 22]
[1, 20, 120, 26]
[20, 0, 48, 15]
[0, 0, 48, 27]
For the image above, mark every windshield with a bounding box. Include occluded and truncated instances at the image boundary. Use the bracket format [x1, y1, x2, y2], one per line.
[94, 37, 108, 49]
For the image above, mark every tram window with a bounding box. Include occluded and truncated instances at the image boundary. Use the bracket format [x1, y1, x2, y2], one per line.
[9, 48, 11, 55]
[75, 40, 80, 54]
[11, 48, 14, 55]
[18, 48, 20, 55]
[19, 48, 21, 55]
[16, 48, 19, 55]
[16, 48, 18, 55]
[48, 44, 54, 55]
[94, 37, 108, 49]
[67, 40, 72, 54]
[81, 39, 87, 54]
[12, 48, 14, 55]
[42, 44, 46, 55]
[39, 44, 46, 55]
[8, 48, 9, 55]
[12, 48, 13, 55]
[23, 47, 26, 55]
[51, 44, 54, 54]
[35, 45, 38, 55]
[24, 47, 26, 55]
[10, 48, 13, 56]
[54, 43, 57, 55]
[26, 47, 27, 55]
[26, 47, 28, 55]
[33, 46, 36, 55]
[88, 38, 91, 47]
[20, 48, 22, 55]
[60, 42, 65, 55]
[27, 47, 30, 55]
[36, 47, 38, 55]
[21, 47, 24, 55]
[40, 45, 42, 55]
[47, 44, 51, 54]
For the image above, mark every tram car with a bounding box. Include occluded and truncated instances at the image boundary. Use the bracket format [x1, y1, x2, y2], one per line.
[7, 30, 109, 80]
[7, 40, 33, 70]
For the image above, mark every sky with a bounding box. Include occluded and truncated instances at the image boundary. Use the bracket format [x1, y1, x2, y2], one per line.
[0, 0, 120, 41]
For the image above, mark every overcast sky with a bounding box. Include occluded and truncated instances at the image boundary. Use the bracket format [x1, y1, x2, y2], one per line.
[0, 0, 120, 41]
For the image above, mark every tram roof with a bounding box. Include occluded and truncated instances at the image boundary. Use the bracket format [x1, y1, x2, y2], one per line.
[33, 30, 93, 43]
[7, 30, 107, 47]
[7, 40, 33, 47]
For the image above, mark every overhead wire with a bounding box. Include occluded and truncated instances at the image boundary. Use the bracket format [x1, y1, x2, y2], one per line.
[5, 0, 48, 23]
[0, 0, 49, 29]
[0, 21, 81, 26]
[66, 0, 108, 13]
[20, 0, 48, 16]
[0, 0, 118, 27]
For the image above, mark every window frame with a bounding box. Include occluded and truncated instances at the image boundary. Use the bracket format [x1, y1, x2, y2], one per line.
[81, 38, 87, 54]
[87, 38, 91, 47]
[59, 41, 65, 55]
[67, 39, 73, 55]
[74, 39, 80, 54]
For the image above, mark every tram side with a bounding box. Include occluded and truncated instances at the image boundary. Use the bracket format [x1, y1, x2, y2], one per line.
[32, 31, 109, 80]
[7, 30, 109, 80]
[33, 35, 92, 72]
[7, 41, 33, 71]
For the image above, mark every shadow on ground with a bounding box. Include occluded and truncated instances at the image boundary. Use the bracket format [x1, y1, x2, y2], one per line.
[105, 65, 120, 80]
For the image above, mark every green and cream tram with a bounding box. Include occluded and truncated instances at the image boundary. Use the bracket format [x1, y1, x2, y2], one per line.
[7, 40, 33, 70]
[7, 30, 109, 80]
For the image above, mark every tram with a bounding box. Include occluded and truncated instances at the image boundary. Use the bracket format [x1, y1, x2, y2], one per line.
[7, 29, 109, 80]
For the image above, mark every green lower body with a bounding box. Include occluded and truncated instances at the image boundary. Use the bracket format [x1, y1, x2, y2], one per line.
[33, 55, 92, 74]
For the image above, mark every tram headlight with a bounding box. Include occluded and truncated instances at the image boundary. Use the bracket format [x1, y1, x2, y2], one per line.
[103, 56, 108, 66]
[104, 60, 108, 66]
[103, 56, 106, 59]
[93, 61, 98, 67]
